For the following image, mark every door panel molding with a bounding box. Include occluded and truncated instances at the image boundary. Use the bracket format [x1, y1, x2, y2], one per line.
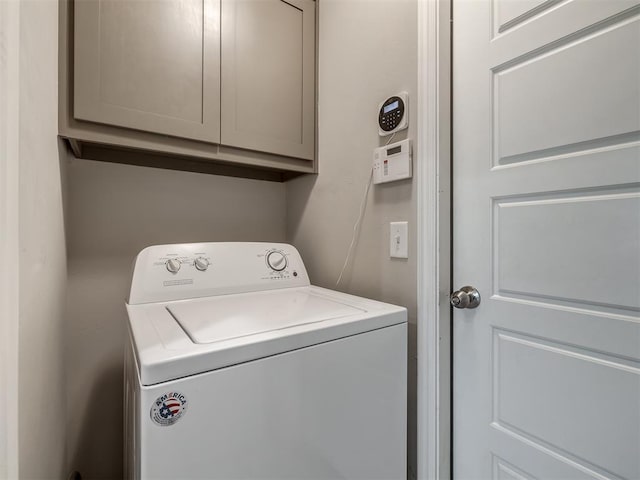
[494, 0, 566, 35]
[492, 11, 640, 166]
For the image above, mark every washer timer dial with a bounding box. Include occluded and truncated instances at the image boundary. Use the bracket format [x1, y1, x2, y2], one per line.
[194, 257, 209, 271]
[266, 251, 287, 271]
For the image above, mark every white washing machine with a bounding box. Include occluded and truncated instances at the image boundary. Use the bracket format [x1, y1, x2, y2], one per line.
[124, 242, 407, 479]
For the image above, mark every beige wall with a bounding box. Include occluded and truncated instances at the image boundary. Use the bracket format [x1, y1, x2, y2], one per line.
[0, 0, 20, 476]
[17, 0, 69, 478]
[65, 159, 286, 478]
[286, 0, 418, 476]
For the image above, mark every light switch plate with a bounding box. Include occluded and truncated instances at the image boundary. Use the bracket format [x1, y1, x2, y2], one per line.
[390, 222, 408, 258]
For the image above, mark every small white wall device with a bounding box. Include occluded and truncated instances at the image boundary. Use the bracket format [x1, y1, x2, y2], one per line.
[378, 92, 408, 136]
[373, 139, 412, 184]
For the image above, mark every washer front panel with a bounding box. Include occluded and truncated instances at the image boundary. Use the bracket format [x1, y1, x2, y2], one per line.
[135, 323, 407, 479]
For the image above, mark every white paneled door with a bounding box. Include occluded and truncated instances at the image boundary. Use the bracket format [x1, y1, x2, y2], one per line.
[453, 1, 640, 479]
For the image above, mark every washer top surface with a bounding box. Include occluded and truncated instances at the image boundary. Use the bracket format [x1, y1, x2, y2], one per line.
[168, 289, 365, 344]
[126, 242, 407, 385]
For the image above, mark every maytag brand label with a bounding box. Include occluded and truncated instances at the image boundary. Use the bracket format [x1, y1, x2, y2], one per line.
[150, 391, 188, 426]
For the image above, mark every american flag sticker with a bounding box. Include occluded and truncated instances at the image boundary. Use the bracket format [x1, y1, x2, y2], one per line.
[150, 391, 188, 426]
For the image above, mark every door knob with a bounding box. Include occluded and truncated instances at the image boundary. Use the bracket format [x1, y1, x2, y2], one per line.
[450, 286, 481, 309]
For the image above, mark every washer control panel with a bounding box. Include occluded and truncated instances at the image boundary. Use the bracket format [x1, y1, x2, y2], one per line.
[128, 242, 310, 304]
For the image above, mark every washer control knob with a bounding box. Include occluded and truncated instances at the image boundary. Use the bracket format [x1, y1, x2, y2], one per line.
[165, 258, 181, 274]
[194, 257, 209, 271]
[267, 251, 287, 271]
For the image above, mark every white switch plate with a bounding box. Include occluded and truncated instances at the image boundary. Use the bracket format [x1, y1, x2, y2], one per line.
[390, 222, 408, 258]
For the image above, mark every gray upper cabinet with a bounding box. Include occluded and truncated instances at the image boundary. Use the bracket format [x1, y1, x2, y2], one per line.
[221, 0, 315, 160]
[74, 0, 221, 143]
[63, 0, 316, 180]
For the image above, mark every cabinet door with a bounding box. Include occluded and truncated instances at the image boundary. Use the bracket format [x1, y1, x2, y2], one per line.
[221, 0, 315, 160]
[74, 0, 220, 143]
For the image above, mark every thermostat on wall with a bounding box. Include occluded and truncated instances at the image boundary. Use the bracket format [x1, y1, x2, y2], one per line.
[378, 92, 408, 136]
[373, 139, 412, 184]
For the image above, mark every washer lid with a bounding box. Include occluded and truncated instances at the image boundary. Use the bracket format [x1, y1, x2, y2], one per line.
[167, 289, 365, 344]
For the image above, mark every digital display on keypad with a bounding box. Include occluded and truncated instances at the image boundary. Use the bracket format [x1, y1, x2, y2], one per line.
[384, 101, 399, 114]
[387, 145, 402, 155]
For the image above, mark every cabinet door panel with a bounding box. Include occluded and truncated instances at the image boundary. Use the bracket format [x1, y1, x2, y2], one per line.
[74, 0, 220, 143]
[221, 0, 315, 160]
